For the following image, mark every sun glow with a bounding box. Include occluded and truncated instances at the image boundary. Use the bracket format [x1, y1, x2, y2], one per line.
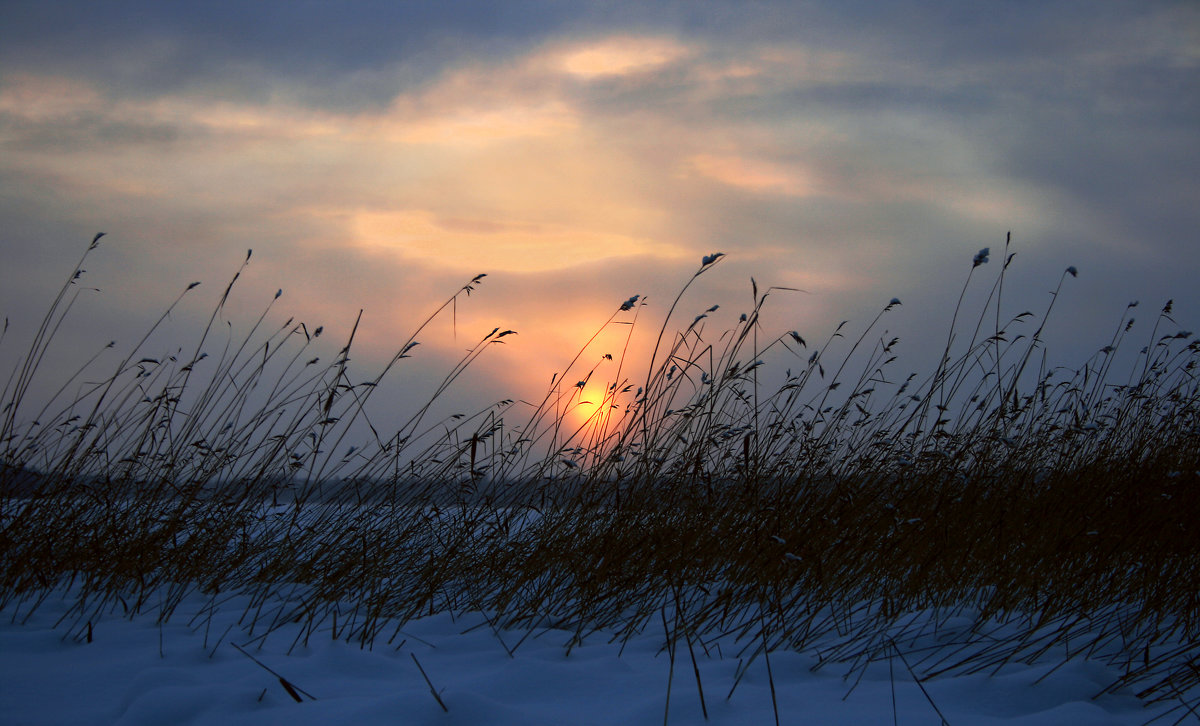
[566, 382, 615, 436]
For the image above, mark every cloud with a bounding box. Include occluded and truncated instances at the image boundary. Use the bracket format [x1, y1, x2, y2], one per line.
[0, 74, 106, 121]
[2, 3, 1198, 425]
[686, 153, 819, 197]
[347, 209, 686, 273]
[549, 36, 691, 78]
[381, 101, 578, 145]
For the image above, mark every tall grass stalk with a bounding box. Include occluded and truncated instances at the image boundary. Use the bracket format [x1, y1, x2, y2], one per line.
[2, 235, 1198, 709]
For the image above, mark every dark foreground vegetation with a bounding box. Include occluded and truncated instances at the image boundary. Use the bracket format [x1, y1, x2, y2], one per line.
[3, 234, 1198, 718]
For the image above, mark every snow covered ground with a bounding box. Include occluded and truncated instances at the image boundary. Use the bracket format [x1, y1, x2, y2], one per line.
[0, 588, 1183, 725]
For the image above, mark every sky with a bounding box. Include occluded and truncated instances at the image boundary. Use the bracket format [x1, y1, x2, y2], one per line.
[1, 0, 1198, 436]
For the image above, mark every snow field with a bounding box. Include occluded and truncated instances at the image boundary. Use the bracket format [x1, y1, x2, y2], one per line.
[0, 587, 1176, 726]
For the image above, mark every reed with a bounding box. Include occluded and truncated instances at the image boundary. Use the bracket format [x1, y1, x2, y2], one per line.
[2, 234, 1197, 711]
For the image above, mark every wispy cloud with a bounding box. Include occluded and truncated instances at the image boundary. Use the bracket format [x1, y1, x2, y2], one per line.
[383, 101, 578, 145]
[550, 36, 691, 78]
[347, 208, 685, 273]
[686, 154, 820, 197]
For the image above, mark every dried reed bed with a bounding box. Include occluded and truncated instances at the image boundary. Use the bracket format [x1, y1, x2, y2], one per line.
[2, 234, 1198, 717]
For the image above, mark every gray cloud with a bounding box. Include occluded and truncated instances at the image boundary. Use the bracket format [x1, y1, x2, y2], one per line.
[2, 0, 1196, 421]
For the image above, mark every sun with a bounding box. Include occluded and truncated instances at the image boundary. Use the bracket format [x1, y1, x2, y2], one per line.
[565, 381, 621, 442]
[568, 382, 606, 426]
[542, 315, 648, 448]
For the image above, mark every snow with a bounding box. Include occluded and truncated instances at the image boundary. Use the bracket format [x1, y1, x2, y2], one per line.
[1, 588, 1179, 725]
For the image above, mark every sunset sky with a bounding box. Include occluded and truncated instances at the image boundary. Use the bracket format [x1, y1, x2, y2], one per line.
[2, 1, 1197, 431]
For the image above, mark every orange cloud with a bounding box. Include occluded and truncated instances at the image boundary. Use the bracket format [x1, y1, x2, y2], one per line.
[687, 154, 819, 197]
[377, 100, 578, 145]
[349, 209, 684, 273]
[551, 36, 691, 78]
[181, 102, 343, 139]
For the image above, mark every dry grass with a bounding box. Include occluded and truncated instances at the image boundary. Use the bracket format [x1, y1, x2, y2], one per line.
[2, 234, 1198, 715]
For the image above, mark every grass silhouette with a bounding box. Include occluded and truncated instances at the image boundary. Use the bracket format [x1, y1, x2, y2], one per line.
[2, 233, 1198, 714]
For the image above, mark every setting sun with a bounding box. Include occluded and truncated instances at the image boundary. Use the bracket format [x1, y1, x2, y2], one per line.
[565, 381, 617, 438]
